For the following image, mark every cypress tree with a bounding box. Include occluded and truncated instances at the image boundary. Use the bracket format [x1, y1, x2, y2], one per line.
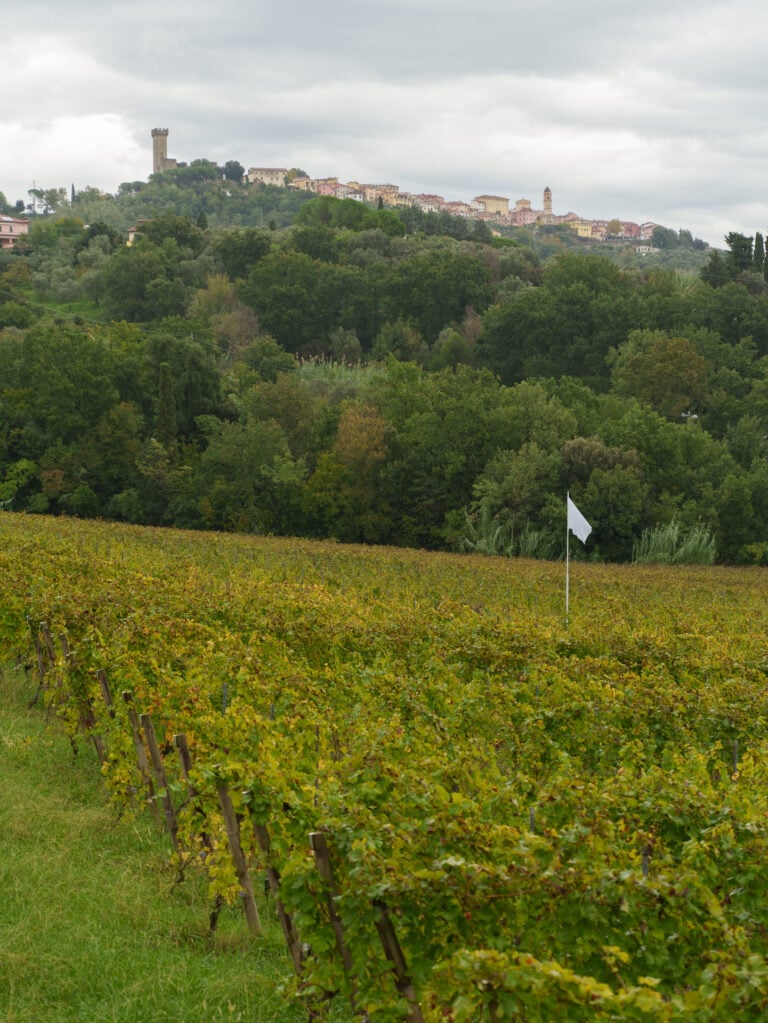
[754, 231, 765, 274]
[725, 231, 753, 273]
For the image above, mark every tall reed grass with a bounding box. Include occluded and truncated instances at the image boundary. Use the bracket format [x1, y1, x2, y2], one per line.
[632, 520, 716, 565]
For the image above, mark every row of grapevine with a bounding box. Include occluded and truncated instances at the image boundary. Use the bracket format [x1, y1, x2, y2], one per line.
[3, 513, 768, 1020]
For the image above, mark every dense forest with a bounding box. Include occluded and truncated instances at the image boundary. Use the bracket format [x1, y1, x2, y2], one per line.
[2, 174, 768, 564]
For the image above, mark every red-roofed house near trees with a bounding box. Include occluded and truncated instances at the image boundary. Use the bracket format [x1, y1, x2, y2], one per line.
[0, 214, 29, 249]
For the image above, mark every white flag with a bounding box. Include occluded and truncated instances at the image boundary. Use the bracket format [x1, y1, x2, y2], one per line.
[567, 495, 592, 544]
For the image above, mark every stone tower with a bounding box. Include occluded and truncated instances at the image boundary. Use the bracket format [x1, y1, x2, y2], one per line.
[151, 128, 175, 174]
[543, 186, 553, 216]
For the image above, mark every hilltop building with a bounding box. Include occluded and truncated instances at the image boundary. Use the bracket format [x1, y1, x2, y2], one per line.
[510, 198, 537, 226]
[0, 213, 29, 249]
[151, 129, 177, 174]
[412, 194, 446, 214]
[473, 194, 510, 218]
[336, 183, 364, 200]
[126, 219, 150, 246]
[289, 176, 340, 195]
[247, 167, 289, 187]
[444, 201, 476, 219]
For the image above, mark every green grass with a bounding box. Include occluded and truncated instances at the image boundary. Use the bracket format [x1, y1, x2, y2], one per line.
[0, 662, 315, 1023]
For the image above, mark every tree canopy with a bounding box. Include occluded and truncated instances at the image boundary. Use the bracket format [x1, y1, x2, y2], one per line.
[2, 187, 768, 563]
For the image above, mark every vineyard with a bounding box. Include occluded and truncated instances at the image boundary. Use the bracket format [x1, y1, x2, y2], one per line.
[2, 512, 768, 1021]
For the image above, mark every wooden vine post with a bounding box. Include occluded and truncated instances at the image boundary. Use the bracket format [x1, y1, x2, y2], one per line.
[309, 831, 367, 1020]
[96, 668, 115, 718]
[140, 712, 179, 853]
[173, 734, 200, 811]
[39, 621, 56, 668]
[216, 782, 262, 934]
[173, 733, 224, 932]
[253, 820, 304, 974]
[121, 691, 160, 825]
[309, 831, 423, 1022]
[371, 899, 424, 1023]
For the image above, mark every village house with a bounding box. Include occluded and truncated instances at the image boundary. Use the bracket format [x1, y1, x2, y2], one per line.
[334, 183, 362, 200]
[473, 194, 510, 218]
[287, 176, 339, 194]
[569, 219, 596, 239]
[126, 219, 150, 246]
[413, 194, 446, 214]
[444, 201, 476, 219]
[510, 200, 538, 227]
[246, 167, 289, 187]
[288, 176, 314, 192]
[361, 183, 400, 205]
[0, 214, 29, 249]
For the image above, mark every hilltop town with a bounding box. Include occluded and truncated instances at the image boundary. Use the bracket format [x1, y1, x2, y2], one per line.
[255, 173, 660, 246]
[0, 128, 690, 255]
[268, 175, 660, 244]
[152, 128, 662, 248]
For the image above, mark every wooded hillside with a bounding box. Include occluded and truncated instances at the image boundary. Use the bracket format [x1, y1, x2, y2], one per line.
[2, 189, 768, 563]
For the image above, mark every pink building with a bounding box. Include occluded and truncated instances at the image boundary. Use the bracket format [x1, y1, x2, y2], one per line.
[0, 214, 29, 249]
[510, 207, 537, 226]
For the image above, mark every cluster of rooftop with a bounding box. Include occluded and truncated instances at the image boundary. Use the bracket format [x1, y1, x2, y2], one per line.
[248, 169, 659, 243]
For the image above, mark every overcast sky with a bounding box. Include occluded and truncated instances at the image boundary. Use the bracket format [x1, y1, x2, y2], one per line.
[2, 0, 767, 247]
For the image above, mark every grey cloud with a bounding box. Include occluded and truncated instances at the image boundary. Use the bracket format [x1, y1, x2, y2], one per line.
[5, 0, 768, 245]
